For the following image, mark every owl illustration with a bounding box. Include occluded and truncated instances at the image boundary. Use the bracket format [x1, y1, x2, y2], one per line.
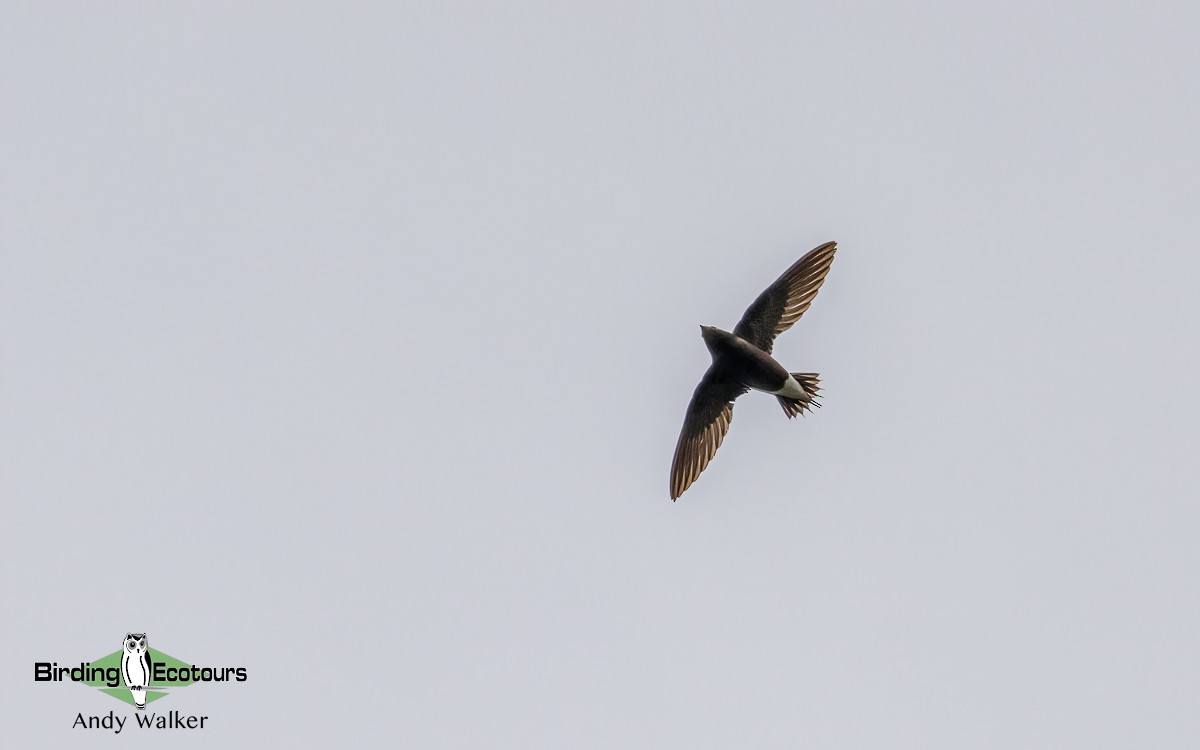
[120, 633, 151, 710]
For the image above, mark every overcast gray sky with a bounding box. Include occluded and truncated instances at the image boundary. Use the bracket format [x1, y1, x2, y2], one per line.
[2, 1, 1198, 747]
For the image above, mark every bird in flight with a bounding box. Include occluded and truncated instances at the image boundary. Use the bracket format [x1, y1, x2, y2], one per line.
[669, 241, 837, 500]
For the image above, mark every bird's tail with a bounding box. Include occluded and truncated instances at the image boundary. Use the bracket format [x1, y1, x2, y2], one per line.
[777, 373, 821, 418]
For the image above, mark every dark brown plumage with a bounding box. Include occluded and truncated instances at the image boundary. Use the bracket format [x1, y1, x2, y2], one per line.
[669, 241, 837, 500]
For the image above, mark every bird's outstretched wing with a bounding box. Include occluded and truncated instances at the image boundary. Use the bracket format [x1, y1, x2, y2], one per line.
[733, 241, 836, 353]
[670, 367, 748, 500]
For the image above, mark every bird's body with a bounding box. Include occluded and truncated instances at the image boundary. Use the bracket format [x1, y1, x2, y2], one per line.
[670, 241, 837, 500]
[700, 326, 791, 392]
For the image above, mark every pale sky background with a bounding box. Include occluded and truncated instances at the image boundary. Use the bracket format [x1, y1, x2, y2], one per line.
[2, 1, 1198, 747]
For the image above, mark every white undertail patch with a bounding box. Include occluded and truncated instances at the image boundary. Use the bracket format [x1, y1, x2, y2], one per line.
[773, 374, 807, 399]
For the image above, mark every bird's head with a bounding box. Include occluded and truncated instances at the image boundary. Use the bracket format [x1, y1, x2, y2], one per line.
[699, 325, 732, 352]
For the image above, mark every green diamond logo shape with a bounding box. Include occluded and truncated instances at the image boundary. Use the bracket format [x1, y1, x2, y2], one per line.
[82, 648, 197, 707]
